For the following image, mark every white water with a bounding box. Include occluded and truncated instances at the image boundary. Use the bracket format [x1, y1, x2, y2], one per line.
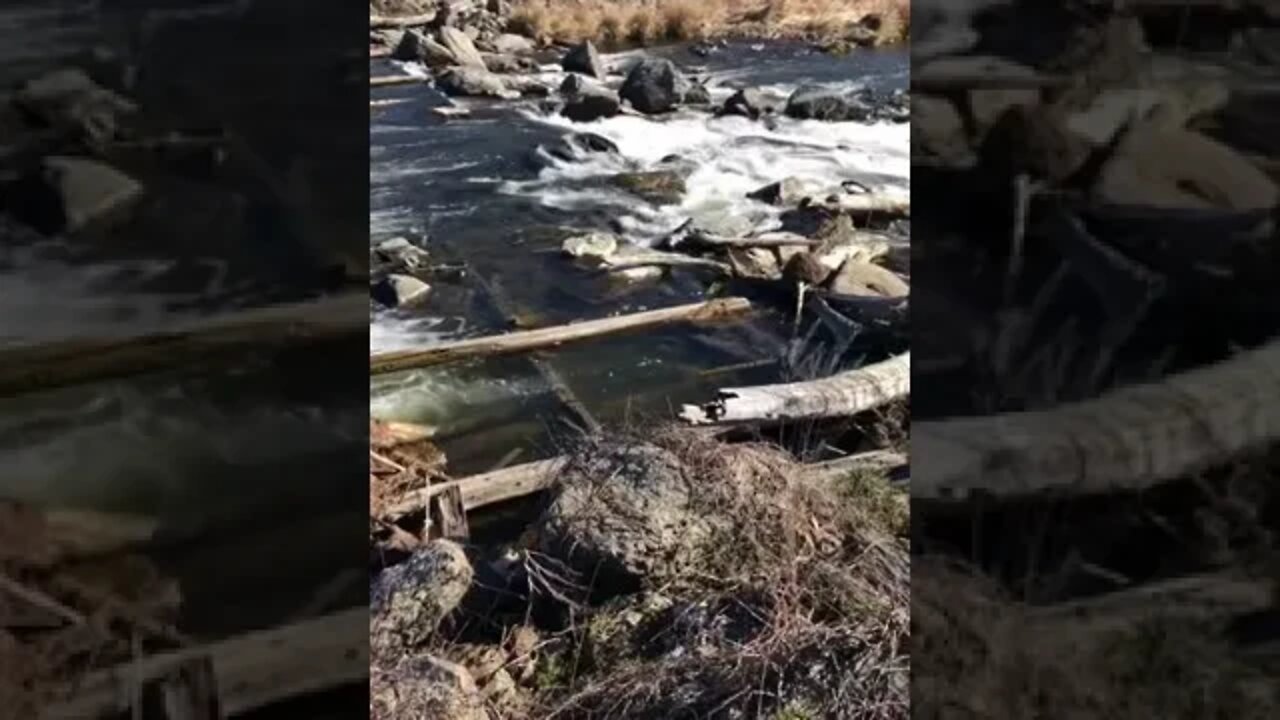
[501, 64, 909, 246]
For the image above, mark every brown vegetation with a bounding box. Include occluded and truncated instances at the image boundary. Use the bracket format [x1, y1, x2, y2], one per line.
[508, 0, 910, 48]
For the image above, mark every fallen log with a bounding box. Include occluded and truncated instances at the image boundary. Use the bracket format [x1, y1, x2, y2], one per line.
[0, 292, 365, 397]
[371, 74, 428, 87]
[685, 231, 821, 249]
[913, 339, 1280, 500]
[813, 193, 910, 217]
[43, 607, 367, 719]
[679, 353, 911, 425]
[370, 46, 393, 58]
[370, 297, 753, 375]
[370, 13, 438, 29]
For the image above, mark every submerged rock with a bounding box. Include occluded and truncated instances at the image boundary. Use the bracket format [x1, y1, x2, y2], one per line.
[609, 170, 687, 204]
[391, 28, 429, 62]
[372, 273, 432, 309]
[619, 58, 691, 114]
[562, 40, 606, 79]
[371, 540, 473, 654]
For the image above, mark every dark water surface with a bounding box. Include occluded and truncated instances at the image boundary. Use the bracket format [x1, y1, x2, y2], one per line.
[370, 41, 909, 473]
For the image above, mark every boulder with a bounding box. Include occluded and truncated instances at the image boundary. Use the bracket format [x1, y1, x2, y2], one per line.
[912, 95, 968, 162]
[1, 156, 142, 235]
[371, 655, 488, 720]
[491, 33, 537, 55]
[562, 40, 606, 79]
[481, 52, 540, 74]
[620, 58, 691, 114]
[391, 29, 429, 62]
[683, 81, 712, 106]
[785, 85, 851, 121]
[560, 75, 622, 122]
[435, 66, 517, 98]
[372, 273, 432, 309]
[536, 443, 722, 582]
[439, 26, 489, 70]
[423, 35, 463, 67]
[826, 261, 909, 297]
[562, 232, 619, 260]
[370, 540, 473, 653]
[720, 87, 783, 119]
[14, 68, 137, 142]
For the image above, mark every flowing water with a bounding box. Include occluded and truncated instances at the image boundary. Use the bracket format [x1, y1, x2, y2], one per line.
[0, 0, 366, 637]
[370, 41, 909, 472]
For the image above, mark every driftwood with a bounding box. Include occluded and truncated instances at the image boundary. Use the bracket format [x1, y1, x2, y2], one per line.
[685, 231, 821, 250]
[812, 193, 910, 218]
[43, 607, 366, 719]
[597, 250, 732, 276]
[0, 292, 364, 397]
[370, 13, 438, 29]
[370, 297, 753, 375]
[387, 449, 905, 520]
[680, 353, 911, 425]
[370, 46, 393, 59]
[914, 339, 1280, 500]
[371, 74, 428, 87]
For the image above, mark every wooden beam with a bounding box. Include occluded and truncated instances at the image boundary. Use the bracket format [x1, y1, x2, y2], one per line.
[370, 297, 753, 375]
[43, 607, 367, 719]
[0, 292, 365, 398]
[679, 353, 911, 425]
[370, 13, 438, 29]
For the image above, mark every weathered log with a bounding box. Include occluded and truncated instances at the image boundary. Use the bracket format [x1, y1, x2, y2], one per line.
[43, 607, 366, 719]
[370, 46, 393, 59]
[387, 457, 566, 520]
[0, 292, 364, 397]
[914, 339, 1280, 500]
[685, 231, 821, 249]
[371, 74, 428, 87]
[812, 193, 911, 218]
[679, 353, 911, 425]
[597, 250, 732, 276]
[370, 297, 753, 375]
[370, 13, 438, 29]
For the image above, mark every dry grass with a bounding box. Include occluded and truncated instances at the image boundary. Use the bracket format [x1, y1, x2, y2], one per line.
[509, 0, 909, 48]
[521, 427, 909, 718]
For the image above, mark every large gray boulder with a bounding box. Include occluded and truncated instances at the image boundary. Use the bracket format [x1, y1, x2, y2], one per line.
[560, 75, 621, 122]
[439, 26, 489, 70]
[619, 58, 691, 114]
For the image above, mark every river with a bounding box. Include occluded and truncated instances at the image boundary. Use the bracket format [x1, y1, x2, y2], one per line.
[370, 40, 909, 473]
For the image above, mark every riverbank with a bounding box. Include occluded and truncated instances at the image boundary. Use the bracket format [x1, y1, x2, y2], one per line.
[373, 0, 909, 51]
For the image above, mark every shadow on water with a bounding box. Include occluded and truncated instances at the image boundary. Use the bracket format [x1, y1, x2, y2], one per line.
[370, 41, 908, 473]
